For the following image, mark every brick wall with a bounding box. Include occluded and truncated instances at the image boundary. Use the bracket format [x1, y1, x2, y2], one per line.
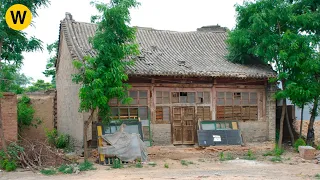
[266, 83, 276, 141]
[0, 93, 18, 148]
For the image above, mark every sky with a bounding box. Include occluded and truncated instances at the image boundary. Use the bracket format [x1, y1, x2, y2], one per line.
[22, 0, 244, 83]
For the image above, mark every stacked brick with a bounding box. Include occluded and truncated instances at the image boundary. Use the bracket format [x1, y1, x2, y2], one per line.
[0, 93, 18, 149]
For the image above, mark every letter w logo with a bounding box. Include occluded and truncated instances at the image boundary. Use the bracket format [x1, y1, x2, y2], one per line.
[10, 11, 27, 24]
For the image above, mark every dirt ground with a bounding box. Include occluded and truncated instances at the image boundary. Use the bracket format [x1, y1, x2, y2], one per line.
[1, 143, 320, 180]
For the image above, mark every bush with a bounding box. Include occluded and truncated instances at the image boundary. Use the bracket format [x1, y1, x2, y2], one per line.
[294, 138, 306, 152]
[244, 149, 256, 160]
[164, 163, 169, 168]
[17, 95, 42, 130]
[79, 160, 96, 171]
[45, 129, 71, 150]
[0, 143, 24, 172]
[58, 164, 73, 174]
[112, 158, 123, 169]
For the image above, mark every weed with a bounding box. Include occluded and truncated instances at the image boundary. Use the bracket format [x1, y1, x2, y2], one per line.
[315, 174, 320, 179]
[219, 152, 225, 161]
[180, 160, 193, 166]
[244, 150, 256, 160]
[0, 143, 24, 172]
[40, 168, 57, 175]
[112, 158, 123, 169]
[294, 138, 306, 152]
[135, 159, 143, 168]
[263, 151, 273, 156]
[148, 162, 157, 167]
[164, 163, 169, 168]
[263, 146, 284, 157]
[58, 164, 73, 174]
[316, 145, 320, 150]
[270, 156, 282, 162]
[226, 153, 235, 160]
[79, 160, 96, 171]
[45, 129, 71, 150]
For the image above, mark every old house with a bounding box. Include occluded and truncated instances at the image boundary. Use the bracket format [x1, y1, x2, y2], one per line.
[56, 13, 277, 149]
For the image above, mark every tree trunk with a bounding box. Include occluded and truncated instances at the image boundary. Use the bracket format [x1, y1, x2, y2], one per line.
[306, 97, 318, 145]
[83, 109, 95, 160]
[285, 100, 295, 145]
[299, 105, 304, 138]
[278, 100, 286, 148]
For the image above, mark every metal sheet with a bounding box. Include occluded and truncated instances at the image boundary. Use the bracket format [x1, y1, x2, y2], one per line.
[197, 130, 242, 146]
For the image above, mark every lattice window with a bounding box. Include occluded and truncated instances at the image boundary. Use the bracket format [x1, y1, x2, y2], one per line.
[156, 106, 170, 123]
[216, 92, 258, 121]
[156, 91, 169, 104]
[109, 90, 148, 106]
[110, 107, 148, 120]
[197, 91, 210, 104]
[197, 106, 211, 120]
[171, 92, 195, 103]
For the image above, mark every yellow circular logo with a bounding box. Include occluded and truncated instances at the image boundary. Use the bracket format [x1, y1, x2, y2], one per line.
[5, 4, 32, 31]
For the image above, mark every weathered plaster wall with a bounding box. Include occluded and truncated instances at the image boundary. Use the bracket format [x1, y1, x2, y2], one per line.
[0, 93, 17, 148]
[19, 91, 55, 141]
[56, 33, 83, 151]
[152, 124, 171, 146]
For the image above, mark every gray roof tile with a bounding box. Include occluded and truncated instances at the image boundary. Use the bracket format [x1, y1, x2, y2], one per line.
[58, 13, 276, 78]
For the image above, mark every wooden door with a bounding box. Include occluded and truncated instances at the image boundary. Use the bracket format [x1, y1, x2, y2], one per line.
[172, 107, 195, 145]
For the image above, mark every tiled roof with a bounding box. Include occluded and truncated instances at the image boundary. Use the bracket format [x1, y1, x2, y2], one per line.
[58, 13, 276, 78]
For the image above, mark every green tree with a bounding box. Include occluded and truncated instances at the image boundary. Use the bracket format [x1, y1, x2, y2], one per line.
[26, 79, 54, 92]
[43, 41, 58, 86]
[72, 0, 140, 159]
[226, 0, 320, 147]
[0, 0, 50, 151]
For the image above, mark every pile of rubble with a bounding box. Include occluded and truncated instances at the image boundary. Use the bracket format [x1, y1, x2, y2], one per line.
[315, 154, 320, 164]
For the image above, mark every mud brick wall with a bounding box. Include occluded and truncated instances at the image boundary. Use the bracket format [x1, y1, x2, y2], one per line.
[0, 93, 17, 148]
[20, 91, 55, 141]
[152, 124, 171, 146]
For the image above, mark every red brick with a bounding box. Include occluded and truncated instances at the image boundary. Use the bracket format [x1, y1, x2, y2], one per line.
[0, 93, 18, 149]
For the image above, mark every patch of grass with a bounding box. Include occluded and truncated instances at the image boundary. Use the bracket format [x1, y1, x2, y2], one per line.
[135, 159, 143, 168]
[270, 156, 282, 162]
[316, 145, 320, 150]
[164, 163, 169, 168]
[79, 160, 96, 171]
[226, 152, 235, 160]
[148, 162, 157, 167]
[244, 149, 256, 160]
[40, 168, 57, 176]
[263, 146, 284, 157]
[219, 152, 225, 161]
[112, 158, 123, 169]
[315, 174, 320, 179]
[180, 160, 193, 166]
[58, 164, 73, 174]
[294, 138, 306, 152]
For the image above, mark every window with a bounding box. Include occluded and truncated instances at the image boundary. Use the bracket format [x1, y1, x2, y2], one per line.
[156, 91, 169, 104]
[216, 91, 258, 121]
[197, 106, 211, 120]
[171, 92, 195, 103]
[110, 107, 148, 120]
[156, 106, 170, 123]
[109, 90, 148, 106]
[197, 91, 210, 104]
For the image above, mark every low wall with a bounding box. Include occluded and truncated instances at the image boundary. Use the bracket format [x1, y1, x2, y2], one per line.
[293, 120, 320, 145]
[0, 93, 17, 148]
[20, 91, 55, 141]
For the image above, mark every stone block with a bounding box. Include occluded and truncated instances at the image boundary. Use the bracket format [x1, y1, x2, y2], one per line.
[298, 146, 316, 160]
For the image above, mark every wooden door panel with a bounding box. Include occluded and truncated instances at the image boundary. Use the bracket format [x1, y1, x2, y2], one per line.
[182, 107, 195, 144]
[172, 107, 182, 144]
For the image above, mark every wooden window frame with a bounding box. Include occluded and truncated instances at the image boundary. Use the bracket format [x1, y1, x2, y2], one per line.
[216, 91, 259, 121]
